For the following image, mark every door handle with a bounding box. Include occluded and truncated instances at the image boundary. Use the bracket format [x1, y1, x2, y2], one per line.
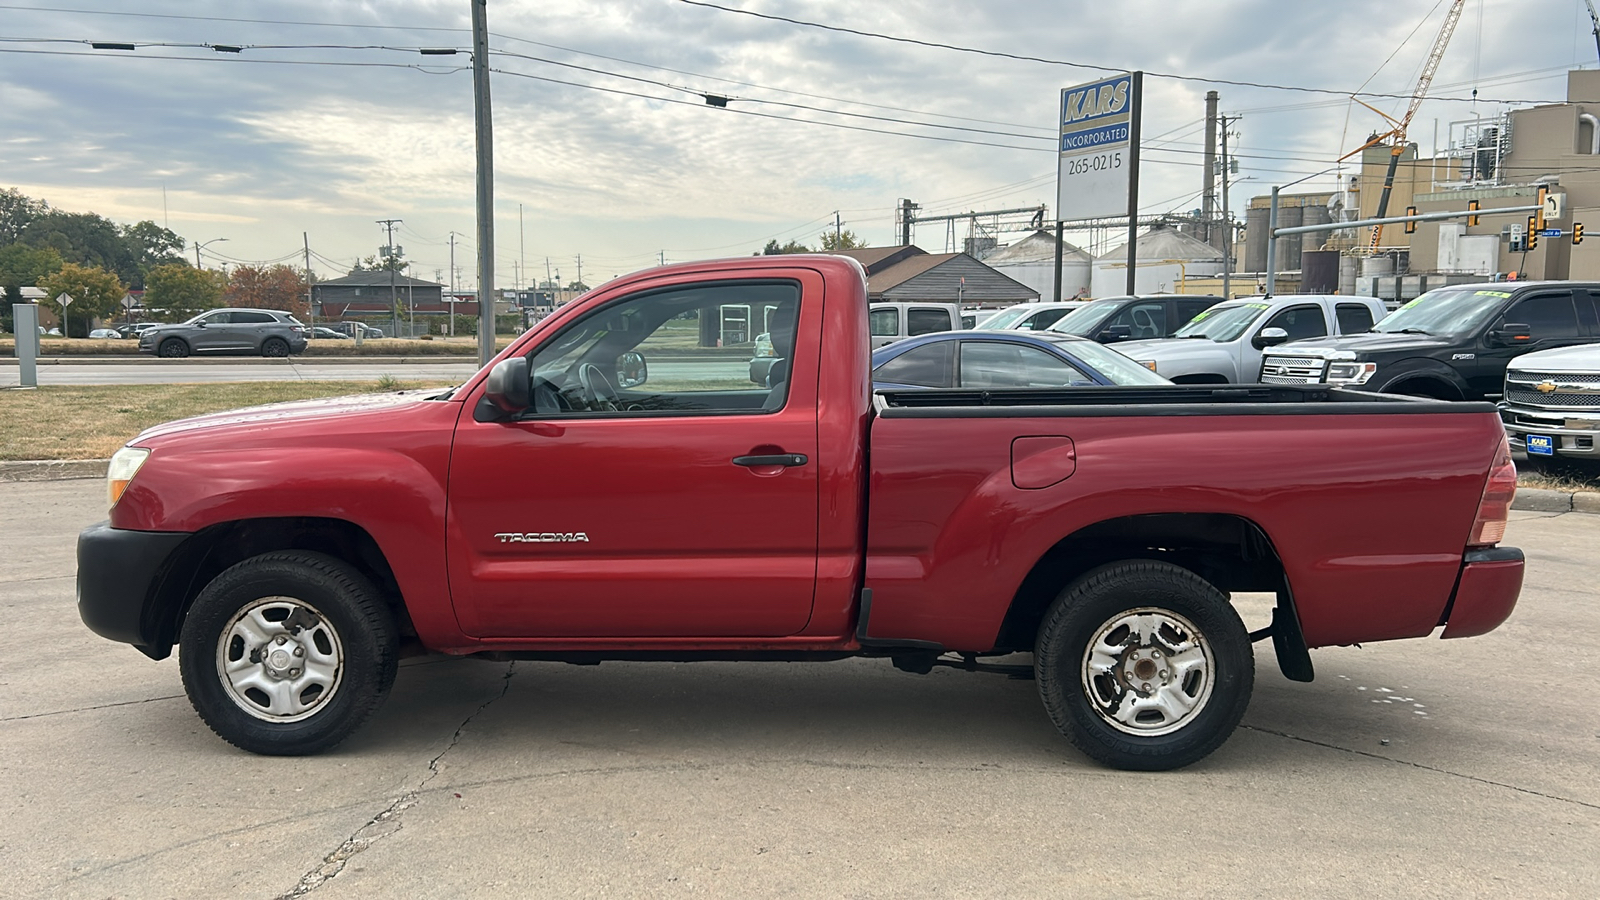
[732, 453, 807, 468]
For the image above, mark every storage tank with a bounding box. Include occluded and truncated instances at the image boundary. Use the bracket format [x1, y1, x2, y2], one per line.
[1339, 255, 1358, 296]
[1300, 205, 1332, 258]
[1301, 250, 1340, 293]
[1277, 205, 1304, 272]
[1361, 255, 1395, 278]
[1245, 206, 1269, 272]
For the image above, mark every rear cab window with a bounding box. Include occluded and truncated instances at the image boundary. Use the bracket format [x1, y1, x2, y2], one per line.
[908, 307, 952, 335]
[869, 308, 900, 338]
[1335, 303, 1375, 334]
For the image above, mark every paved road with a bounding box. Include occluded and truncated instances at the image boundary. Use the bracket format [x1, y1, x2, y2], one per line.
[0, 359, 747, 386]
[4, 479, 1597, 898]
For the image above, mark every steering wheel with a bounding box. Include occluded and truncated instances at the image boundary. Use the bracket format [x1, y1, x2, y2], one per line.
[577, 363, 620, 411]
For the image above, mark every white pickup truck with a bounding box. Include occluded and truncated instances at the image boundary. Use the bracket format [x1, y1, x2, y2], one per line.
[1110, 294, 1388, 384]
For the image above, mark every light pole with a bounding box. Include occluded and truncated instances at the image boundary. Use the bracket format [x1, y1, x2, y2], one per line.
[194, 237, 228, 268]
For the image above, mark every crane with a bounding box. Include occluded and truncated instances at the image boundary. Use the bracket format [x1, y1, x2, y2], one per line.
[1340, 0, 1467, 252]
[1587, 0, 1600, 62]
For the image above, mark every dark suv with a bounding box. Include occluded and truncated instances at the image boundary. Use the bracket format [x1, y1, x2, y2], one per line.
[138, 308, 309, 358]
[1044, 294, 1223, 343]
[1259, 281, 1600, 400]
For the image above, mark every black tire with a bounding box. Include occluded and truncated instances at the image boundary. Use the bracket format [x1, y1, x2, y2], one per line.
[178, 551, 398, 755]
[158, 338, 190, 359]
[261, 337, 289, 358]
[1035, 560, 1253, 771]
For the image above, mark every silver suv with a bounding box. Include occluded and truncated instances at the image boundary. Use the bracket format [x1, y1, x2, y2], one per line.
[138, 308, 309, 358]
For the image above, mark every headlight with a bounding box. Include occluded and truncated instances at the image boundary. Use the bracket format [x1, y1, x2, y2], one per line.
[1137, 360, 1158, 373]
[107, 446, 150, 508]
[1326, 362, 1378, 385]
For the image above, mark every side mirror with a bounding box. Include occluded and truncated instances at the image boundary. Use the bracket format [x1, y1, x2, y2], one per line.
[617, 350, 648, 388]
[194, 320, 207, 328]
[1490, 323, 1531, 346]
[1098, 324, 1133, 342]
[1254, 326, 1290, 349]
[484, 357, 531, 414]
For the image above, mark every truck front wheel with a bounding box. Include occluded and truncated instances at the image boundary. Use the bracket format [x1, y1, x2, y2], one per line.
[1035, 561, 1253, 771]
[178, 551, 398, 755]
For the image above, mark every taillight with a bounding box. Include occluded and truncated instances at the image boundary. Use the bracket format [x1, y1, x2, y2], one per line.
[1467, 437, 1517, 547]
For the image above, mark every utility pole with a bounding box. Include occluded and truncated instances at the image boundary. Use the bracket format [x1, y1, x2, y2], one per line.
[898, 199, 918, 246]
[406, 263, 415, 337]
[545, 257, 552, 287]
[302, 232, 313, 333]
[834, 211, 842, 247]
[659, 250, 666, 266]
[518, 203, 525, 291]
[1202, 90, 1219, 248]
[471, 0, 495, 365]
[377, 218, 402, 337]
[575, 255, 583, 290]
[1220, 114, 1233, 299]
[1052, 220, 1064, 303]
[448, 232, 457, 337]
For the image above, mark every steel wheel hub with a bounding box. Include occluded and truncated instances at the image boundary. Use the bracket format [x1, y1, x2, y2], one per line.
[216, 596, 344, 722]
[1081, 607, 1215, 737]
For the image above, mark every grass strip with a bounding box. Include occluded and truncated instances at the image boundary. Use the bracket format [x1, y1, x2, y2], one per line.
[0, 380, 450, 460]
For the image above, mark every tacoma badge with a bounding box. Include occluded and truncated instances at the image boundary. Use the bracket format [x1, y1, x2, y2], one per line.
[495, 532, 590, 543]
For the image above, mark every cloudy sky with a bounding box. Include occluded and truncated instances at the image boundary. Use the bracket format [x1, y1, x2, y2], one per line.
[0, 0, 1591, 287]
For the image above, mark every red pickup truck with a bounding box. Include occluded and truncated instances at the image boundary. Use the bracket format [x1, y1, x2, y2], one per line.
[78, 255, 1525, 770]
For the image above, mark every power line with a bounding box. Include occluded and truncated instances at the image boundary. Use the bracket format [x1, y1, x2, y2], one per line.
[673, 0, 1550, 105]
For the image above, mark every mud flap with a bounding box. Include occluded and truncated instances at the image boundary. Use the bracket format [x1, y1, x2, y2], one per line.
[1271, 596, 1314, 683]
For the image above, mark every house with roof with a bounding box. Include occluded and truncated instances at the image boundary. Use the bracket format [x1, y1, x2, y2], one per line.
[826, 246, 1038, 304]
[312, 270, 446, 318]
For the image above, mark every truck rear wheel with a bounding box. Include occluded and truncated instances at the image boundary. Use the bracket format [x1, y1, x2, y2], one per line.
[178, 551, 398, 755]
[1035, 560, 1253, 771]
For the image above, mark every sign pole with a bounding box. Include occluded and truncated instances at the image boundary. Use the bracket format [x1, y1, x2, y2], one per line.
[1125, 71, 1143, 295]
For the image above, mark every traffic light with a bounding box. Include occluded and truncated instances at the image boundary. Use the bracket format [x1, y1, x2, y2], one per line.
[1576, 223, 1586, 246]
[1405, 206, 1417, 234]
[1467, 200, 1480, 226]
[1535, 185, 1549, 231]
[1526, 216, 1539, 251]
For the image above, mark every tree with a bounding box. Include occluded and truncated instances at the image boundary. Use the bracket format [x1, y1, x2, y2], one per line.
[761, 238, 811, 255]
[0, 244, 63, 332]
[22, 210, 125, 273]
[120, 221, 187, 286]
[817, 229, 868, 251]
[0, 187, 48, 245]
[565, 280, 590, 292]
[142, 263, 226, 322]
[228, 264, 308, 317]
[38, 262, 125, 337]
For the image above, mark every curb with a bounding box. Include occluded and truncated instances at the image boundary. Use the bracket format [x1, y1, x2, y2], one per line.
[5, 458, 1598, 515]
[0, 459, 109, 482]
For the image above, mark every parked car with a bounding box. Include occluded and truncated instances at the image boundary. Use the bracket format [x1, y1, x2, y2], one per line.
[88, 328, 121, 339]
[137, 308, 309, 358]
[960, 305, 1008, 329]
[1114, 294, 1388, 384]
[329, 322, 384, 339]
[1046, 295, 1225, 344]
[868, 301, 962, 349]
[969, 302, 1086, 333]
[871, 330, 1171, 389]
[1500, 344, 1600, 460]
[310, 326, 351, 340]
[80, 255, 1524, 770]
[1259, 282, 1600, 400]
[117, 323, 157, 339]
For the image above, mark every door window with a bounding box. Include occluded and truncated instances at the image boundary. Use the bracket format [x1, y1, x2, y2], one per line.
[196, 311, 231, 324]
[1503, 294, 1580, 340]
[869, 308, 900, 337]
[873, 341, 954, 387]
[959, 342, 1093, 388]
[1105, 301, 1166, 338]
[525, 281, 801, 416]
[1263, 305, 1328, 340]
[1020, 308, 1071, 331]
[907, 307, 952, 335]
[233, 311, 276, 324]
[1335, 303, 1375, 334]
[1176, 300, 1216, 327]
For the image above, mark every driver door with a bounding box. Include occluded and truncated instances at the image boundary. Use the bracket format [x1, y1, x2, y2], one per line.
[447, 272, 822, 639]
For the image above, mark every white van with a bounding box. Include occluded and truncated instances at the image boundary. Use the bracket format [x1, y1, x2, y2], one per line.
[869, 302, 961, 349]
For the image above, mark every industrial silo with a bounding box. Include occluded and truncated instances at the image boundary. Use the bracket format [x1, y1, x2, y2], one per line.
[1277, 205, 1304, 272]
[1245, 206, 1269, 272]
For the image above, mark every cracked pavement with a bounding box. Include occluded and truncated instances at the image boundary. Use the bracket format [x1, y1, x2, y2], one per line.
[3, 479, 1598, 898]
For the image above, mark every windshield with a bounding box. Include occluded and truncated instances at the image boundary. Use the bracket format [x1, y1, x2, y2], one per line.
[974, 306, 1034, 330]
[1058, 339, 1171, 385]
[1173, 302, 1271, 342]
[1046, 299, 1120, 336]
[1372, 288, 1509, 336]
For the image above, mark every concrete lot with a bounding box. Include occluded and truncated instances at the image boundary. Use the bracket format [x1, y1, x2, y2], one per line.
[3, 479, 1596, 899]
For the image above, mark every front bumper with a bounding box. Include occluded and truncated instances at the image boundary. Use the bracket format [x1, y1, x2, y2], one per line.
[1501, 407, 1600, 459]
[1440, 546, 1524, 639]
[77, 521, 193, 659]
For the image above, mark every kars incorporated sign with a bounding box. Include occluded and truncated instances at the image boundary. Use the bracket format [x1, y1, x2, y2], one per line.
[1057, 73, 1139, 221]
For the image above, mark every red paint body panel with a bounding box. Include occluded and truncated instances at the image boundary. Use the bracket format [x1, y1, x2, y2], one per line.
[109, 254, 1521, 659]
[864, 410, 1508, 649]
[1441, 557, 1525, 639]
